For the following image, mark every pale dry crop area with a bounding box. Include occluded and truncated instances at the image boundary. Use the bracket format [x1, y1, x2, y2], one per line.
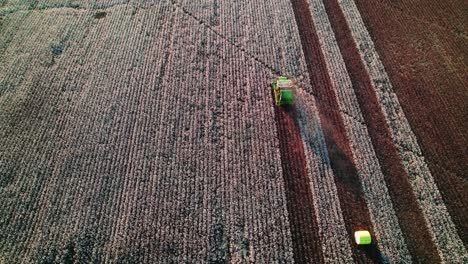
[1, 0, 466, 263]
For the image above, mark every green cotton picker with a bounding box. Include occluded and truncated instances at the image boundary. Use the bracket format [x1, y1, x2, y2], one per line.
[271, 76, 295, 106]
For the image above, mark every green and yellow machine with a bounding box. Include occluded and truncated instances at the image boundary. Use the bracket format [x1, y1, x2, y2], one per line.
[355, 230, 372, 245]
[271, 76, 294, 106]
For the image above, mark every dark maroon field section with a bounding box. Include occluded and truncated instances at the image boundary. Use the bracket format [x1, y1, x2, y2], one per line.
[274, 105, 324, 264]
[0, 0, 466, 263]
[353, 0, 468, 246]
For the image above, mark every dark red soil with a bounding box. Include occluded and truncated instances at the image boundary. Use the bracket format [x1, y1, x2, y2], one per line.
[354, 0, 468, 245]
[274, 104, 324, 263]
[323, 0, 442, 262]
[373, 0, 468, 37]
[290, 0, 383, 262]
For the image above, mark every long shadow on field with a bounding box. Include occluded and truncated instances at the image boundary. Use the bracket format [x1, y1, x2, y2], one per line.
[273, 104, 324, 263]
[274, 92, 385, 263]
[289, 0, 388, 262]
[299, 96, 385, 263]
[322, 0, 453, 261]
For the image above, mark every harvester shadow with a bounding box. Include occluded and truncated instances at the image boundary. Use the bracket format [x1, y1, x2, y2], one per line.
[297, 98, 386, 263]
[274, 97, 385, 263]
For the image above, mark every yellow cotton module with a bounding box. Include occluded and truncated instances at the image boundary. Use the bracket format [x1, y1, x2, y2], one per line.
[354, 230, 372, 245]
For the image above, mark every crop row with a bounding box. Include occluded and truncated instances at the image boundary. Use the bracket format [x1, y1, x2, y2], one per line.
[1, 0, 465, 263]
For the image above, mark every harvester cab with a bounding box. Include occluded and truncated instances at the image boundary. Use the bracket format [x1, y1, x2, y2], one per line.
[271, 76, 294, 106]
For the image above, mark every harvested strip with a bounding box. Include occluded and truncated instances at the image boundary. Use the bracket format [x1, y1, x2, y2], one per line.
[304, 0, 411, 261]
[321, 0, 441, 262]
[273, 103, 324, 263]
[295, 89, 353, 263]
[336, 0, 467, 261]
[290, 0, 385, 262]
